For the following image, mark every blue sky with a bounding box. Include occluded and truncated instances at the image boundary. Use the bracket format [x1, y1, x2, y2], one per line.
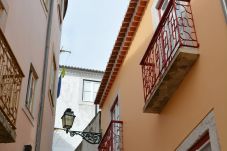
[60, 0, 130, 71]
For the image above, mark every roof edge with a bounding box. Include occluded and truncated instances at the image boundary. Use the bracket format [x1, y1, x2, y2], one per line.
[95, 0, 149, 106]
[60, 65, 104, 73]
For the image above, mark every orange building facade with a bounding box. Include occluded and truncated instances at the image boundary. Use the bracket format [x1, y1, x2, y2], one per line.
[0, 0, 67, 150]
[95, 0, 227, 150]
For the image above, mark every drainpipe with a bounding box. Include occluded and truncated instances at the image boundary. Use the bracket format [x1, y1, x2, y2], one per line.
[35, 0, 55, 150]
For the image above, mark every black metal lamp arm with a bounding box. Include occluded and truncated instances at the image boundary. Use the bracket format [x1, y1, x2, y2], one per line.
[54, 128, 102, 144]
[69, 130, 102, 144]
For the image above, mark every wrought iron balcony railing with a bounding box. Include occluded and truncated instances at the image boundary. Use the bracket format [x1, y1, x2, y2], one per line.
[0, 29, 24, 131]
[98, 120, 123, 151]
[140, 0, 199, 112]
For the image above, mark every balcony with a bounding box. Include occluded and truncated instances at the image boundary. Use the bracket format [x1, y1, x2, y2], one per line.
[0, 29, 24, 142]
[98, 120, 123, 151]
[140, 0, 199, 113]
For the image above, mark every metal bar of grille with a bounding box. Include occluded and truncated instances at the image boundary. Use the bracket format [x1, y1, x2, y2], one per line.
[0, 29, 24, 129]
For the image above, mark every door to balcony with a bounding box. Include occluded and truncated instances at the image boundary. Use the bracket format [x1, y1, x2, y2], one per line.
[98, 97, 123, 151]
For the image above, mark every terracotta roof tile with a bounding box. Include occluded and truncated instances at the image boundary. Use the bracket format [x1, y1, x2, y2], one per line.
[94, 0, 149, 107]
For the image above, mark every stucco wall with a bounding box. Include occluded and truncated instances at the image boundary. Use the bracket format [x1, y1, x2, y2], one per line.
[0, 0, 63, 150]
[76, 112, 101, 151]
[52, 67, 103, 151]
[100, 0, 227, 150]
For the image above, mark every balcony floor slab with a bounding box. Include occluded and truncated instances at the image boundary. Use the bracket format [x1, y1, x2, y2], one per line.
[0, 110, 16, 143]
[143, 48, 199, 113]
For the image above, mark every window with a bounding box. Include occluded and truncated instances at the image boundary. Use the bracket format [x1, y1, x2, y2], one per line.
[57, 0, 64, 24]
[82, 80, 100, 102]
[176, 111, 220, 151]
[25, 64, 38, 113]
[43, 0, 50, 11]
[49, 56, 57, 105]
[111, 97, 120, 121]
[188, 132, 211, 151]
[221, 0, 227, 22]
[156, 0, 170, 19]
[111, 97, 121, 151]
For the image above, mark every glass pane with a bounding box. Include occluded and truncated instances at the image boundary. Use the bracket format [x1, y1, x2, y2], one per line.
[83, 91, 92, 101]
[200, 142, 212, 151]
[93, 92, 97, 101]
[161, 0, 169, 11]
[84, 81, 91, 91]
[93, 82, 100, 93]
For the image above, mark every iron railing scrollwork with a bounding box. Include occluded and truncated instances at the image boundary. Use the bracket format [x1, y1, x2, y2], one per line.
[69, 130, 102, 144]
[140, 0, 199, 103]
[0, 29, 24, 129]
[98, 120, 123, 151]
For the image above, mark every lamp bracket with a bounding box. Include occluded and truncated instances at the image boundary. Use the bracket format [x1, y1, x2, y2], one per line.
[69, 130, 102, 144]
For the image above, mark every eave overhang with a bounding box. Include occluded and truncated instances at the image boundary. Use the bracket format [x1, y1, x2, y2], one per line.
[95, 0, 149, 107]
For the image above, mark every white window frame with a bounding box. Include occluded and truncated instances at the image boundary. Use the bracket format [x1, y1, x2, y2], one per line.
[176, 111, 221, 151]
[82, 79, 100, 102]
[25, 64, 38, 114]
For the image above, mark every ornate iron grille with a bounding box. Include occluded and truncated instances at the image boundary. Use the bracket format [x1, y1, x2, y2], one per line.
[0, 29, 24, 129]
[140, 0, 199, 102]
[98, 120, 123, 151]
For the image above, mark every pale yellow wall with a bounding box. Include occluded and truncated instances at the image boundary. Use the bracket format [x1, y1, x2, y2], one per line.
[0, 0, 62, 150]
[101, 0, 227, 150]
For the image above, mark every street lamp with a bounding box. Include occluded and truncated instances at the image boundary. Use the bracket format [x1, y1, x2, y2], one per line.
[61, 108, 76, 133]
[59, 108, 102, 144]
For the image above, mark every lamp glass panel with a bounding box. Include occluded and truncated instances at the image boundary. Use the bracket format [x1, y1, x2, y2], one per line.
[65, 115, 74, 127]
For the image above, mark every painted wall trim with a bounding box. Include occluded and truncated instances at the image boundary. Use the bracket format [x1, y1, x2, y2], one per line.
[176, 110, 221, 151]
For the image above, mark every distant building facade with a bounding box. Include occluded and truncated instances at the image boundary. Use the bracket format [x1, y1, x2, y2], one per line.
[75, 112, 101, 151]
[0, 0, 68, 150]
[53, 66, 103, 151]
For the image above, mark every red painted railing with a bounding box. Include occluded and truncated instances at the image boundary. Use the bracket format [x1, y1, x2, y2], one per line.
[98, 120, 123, 151]
[0, 29, 24, 129]
[140, 0, 199, 102]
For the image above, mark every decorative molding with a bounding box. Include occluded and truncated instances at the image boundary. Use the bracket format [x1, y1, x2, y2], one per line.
[176, 111, 221, 151]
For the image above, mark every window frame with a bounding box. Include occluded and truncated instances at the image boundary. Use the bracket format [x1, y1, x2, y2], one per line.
[188, 132, 211, 151]
[57, 0, 65, 25]
[176, 111, 221, 151]
[110, 96, 120, 121]
[156, 0, 170, 20]
[25, 64, 38, 115]
[82, 79, 100, 102]
[49, 55, 57, 107]
[221, 0, 227, 22]
[43, 0, 50, 11]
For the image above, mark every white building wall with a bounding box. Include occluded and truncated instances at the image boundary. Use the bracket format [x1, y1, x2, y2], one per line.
[52, 66, 103, 151]
[76, 112, 101, 151]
